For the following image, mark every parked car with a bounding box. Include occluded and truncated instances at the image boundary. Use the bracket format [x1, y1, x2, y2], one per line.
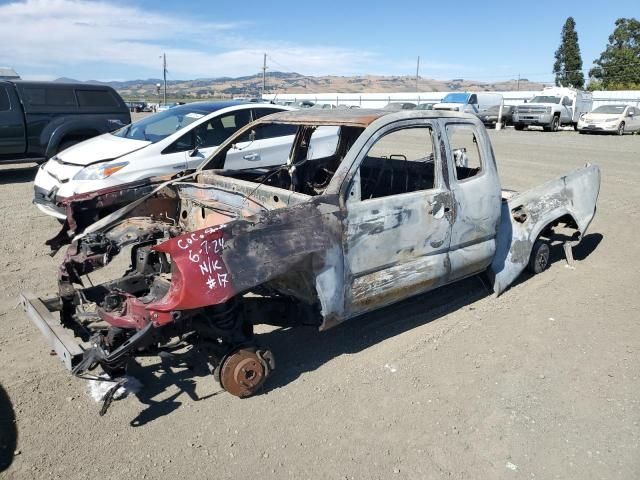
[0, 80, 130, 164]
[23, 109, 600, 402]
[125, 101, 148, 113]
[33, 101, 296, 220]
[415, 102, 436, 110]
[384, 102, 416, 110]
[311, 103, 336, 109]
[156, 103, 179, 112]
[512, 87, 592, 131]
[433, 93, 479, 114]
[578, 104, 640, 135]
[477, 105, 514, 128]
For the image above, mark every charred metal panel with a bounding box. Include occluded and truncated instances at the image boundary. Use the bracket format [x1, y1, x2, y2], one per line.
[490, 164, 601, 294]
[135, 193, 345, 327]
[220, 198, 343, 296]
[339, 119, 455, 316]
[264, 109, 389, 127]
[444, 122, 502, 282]
[350, 252, 449, 314]
[196, 172, 309, 208]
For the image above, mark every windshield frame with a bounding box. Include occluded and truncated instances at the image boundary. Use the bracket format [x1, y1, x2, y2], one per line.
[111, 104, 228, 144]
[441, 93, 471, 104]
[529, 96, 562, 104]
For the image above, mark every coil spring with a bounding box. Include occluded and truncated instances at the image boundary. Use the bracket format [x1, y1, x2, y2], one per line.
[207, 299, 240, 333]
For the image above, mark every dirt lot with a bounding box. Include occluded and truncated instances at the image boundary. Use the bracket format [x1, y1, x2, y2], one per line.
[0, 129, 638, 479]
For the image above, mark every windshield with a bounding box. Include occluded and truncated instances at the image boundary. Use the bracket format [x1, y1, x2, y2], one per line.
[592, 105, 626, 114]
[442, 93, 471, 104]
[111, 107, 208, 143]
[529, 96, 562, 104]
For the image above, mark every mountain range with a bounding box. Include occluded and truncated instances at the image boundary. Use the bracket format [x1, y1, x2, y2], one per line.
[54, 72, 547, 100]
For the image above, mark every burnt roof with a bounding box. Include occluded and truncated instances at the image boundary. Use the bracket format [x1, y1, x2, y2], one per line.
[263, 108, 390, 127]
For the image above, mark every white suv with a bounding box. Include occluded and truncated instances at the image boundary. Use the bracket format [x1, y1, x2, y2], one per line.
[34, 101, 295, 219]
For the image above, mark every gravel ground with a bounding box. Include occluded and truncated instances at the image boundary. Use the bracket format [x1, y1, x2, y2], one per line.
[0, 128, 638, 479]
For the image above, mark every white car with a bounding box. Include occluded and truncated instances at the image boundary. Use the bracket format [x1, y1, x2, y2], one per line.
[34, 101, 297, 219]
[578, 104, 640, 135]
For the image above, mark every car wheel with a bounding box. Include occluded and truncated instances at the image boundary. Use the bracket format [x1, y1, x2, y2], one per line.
[617, 122, 625, 136]
[514, 124, 524, 131]
[527, 239, 551, 274]
[573, 122, 578, 131]
[550, 115, 560, 132]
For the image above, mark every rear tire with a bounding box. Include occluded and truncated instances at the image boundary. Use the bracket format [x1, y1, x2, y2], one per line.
[617, 122, 625, 136]
[549, 115, 560, 132]
[514, 124, 524, 131]
[527, 240, 551, 274]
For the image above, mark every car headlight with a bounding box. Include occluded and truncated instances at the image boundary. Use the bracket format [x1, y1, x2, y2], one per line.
[73, 161, 129, 180]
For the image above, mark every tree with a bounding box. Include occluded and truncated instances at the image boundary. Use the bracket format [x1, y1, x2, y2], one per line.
[553, 17, 585, 88]
[589, 18, 640, 90]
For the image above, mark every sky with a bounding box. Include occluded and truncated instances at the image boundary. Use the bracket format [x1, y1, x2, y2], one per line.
[1, 0, 638, 82]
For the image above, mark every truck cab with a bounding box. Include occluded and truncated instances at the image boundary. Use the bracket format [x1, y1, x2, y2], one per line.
[0, 82, 26, 157]
[0, 81, 130, 164]
[513, 87, 593, 132]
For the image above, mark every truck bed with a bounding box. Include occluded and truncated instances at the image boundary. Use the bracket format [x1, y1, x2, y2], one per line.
[490, 164, 601, 294]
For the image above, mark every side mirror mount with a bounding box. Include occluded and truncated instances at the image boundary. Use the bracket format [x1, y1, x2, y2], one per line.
[249, 129, 257, 142]
[189, 147, 200, 157]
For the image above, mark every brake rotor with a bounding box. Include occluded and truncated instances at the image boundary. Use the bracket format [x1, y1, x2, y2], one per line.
[219, 348, 275, 398]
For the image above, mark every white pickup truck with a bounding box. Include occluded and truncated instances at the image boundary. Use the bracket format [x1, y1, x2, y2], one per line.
[513, 86, 593, 131]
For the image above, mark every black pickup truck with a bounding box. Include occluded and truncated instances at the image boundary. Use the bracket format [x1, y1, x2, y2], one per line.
[0, 81, 131, 164]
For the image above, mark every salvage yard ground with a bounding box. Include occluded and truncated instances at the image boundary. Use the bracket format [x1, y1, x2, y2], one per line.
[0, 129, 638, 479]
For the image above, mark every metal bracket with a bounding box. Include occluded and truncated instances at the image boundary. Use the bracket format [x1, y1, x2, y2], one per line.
[20, 292, 85, 371]
[563, 242, 575, 269]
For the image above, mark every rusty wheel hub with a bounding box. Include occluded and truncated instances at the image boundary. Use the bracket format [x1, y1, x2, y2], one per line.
[219, 348, 275, 398]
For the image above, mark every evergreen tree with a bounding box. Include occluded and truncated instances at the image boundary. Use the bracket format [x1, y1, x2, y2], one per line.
[553, 17, 585, 88]
[589, 18, 640, 90]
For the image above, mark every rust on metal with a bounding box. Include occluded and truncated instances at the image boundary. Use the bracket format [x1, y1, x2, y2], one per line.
[219, 348, 274, 398]
[262, 108, 389, 127]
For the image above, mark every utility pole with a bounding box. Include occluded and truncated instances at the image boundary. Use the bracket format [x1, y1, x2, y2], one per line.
[262, 53, 267, 98]
[517, 73, 520, 91]
[162, 53, 167, 105]
[416, 56, 420, 92]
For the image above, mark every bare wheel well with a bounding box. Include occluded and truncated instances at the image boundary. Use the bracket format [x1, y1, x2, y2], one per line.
[538, 213, 580, 241]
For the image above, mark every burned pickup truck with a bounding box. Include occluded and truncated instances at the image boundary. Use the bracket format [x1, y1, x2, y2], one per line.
[22, 109, 600, 399]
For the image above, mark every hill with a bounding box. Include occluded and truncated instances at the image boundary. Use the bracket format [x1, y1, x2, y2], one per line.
[55, 72, 546, 100]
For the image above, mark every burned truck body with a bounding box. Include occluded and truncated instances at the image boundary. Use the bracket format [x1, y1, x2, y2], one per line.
[23, 110, 601, 398]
